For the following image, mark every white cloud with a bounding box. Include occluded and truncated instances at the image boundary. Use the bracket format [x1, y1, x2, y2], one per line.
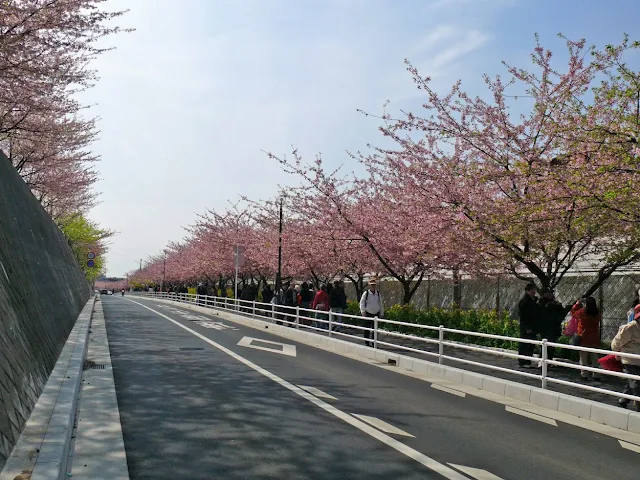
[431, 30, 490, 68]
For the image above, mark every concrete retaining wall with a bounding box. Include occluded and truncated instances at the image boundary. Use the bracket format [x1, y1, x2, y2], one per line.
[0, 151, 90, 469]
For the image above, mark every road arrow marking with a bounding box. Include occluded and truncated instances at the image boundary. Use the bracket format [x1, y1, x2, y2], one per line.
[237, 336, 297, 357]
[448, 464, 504, 479]
[351, 414, 414, 437]
[297, 385, 337, 400]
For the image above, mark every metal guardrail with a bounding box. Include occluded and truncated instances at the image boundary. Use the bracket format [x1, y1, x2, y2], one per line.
[133, 291, 640, 404]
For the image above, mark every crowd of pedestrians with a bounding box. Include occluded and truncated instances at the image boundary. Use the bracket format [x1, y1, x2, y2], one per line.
[517, 283, 640, 410]
[245, 278, 383, 344]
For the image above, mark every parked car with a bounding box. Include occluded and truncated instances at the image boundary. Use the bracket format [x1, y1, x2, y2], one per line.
[100, 289, 108, 295]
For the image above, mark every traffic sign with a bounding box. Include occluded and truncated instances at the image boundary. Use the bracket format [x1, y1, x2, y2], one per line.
[87, 252, 96, 259]
[87, 259, 95, 268]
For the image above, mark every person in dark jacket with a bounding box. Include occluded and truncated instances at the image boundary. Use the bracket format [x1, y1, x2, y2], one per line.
[538, 288, 572, 361]
[282, 283, 296, 327]
[261, 284, 274, 305]
[298, 282, 313, 325]
[518, 283, 540, 367]
[329, 280, 347, 330]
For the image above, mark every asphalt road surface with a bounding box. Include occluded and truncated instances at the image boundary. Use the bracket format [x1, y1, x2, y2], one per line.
[101, 296, 640, 480]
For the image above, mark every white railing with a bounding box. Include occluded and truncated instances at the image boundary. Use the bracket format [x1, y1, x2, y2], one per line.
[133, 291, 640, 404]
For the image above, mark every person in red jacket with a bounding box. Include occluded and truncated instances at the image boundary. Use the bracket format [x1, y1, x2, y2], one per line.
[312, 284, 331, 329]
[572, 296, 602, 380]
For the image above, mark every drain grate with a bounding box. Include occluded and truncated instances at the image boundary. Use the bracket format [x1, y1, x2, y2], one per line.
[88, 364, 106, 369]
[178, 347, 205, 351]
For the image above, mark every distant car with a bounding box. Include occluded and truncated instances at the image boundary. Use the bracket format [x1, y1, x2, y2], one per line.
[100, 289, 108, 295]
[107, 290, 113, 295]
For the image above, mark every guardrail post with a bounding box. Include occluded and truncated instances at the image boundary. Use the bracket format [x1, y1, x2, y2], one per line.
[329, 311, 333, 338]
[252, 300, 256, 318]
[296, 306, 300, 329]
[271, 303, 275, 322]
[374, 316, 378, 349]
[541, 339, 548, 390]
[438, 325, 444, 365]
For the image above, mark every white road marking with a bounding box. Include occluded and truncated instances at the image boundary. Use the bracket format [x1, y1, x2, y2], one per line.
[505, 406, 558, 426]
[194, 320, 236, 331]
[432, 383, 466, 398]
[237, 336, 297, 357]
[619, 440, 640, 454]
[351, 414, 415, 438]
[297, 385, 338, 400]
[124, 299, 468, 480]
[157, 305, 239, 330]
[448, 464, 504, 480]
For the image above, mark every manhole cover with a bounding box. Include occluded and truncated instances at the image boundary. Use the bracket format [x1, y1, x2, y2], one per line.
[87, 365, 106, 369]
[178, 347, 205, 351]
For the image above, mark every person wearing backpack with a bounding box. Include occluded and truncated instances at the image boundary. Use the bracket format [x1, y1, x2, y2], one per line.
[359, 279, 384, 347]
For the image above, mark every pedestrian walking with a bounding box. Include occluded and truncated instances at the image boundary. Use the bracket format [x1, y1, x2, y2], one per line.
[359, 279, 383, 347]
[329, 280, 347, 331]
[298, 282, 313, 325]
[538, 288, 572, 362]
[572, 296, 602, 380]
[312, 284, 331, 329]
[282, 283, 296, 327]
[518, 283, 539, 368]
[611, 304, 640, 411]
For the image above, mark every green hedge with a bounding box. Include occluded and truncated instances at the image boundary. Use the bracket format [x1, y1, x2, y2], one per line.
[344, 300, 606, 361]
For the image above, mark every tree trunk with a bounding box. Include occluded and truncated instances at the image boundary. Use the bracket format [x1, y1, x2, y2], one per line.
[400, 272, 426, 305]
[452, 269, 462, 308]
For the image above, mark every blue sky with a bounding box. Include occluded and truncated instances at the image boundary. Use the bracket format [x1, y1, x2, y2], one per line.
[83, 0, 640, 276]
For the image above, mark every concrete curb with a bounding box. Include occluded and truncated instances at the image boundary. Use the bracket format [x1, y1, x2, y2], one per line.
[150, 298, 640, 436]
[69, 299, 129, 480]
[0, 295, 96, 480]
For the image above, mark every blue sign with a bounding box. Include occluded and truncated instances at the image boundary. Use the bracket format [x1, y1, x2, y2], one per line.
[87, 259, 95, 268]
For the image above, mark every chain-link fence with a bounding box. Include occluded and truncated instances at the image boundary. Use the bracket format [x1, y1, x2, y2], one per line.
[344, 271, 640, 343]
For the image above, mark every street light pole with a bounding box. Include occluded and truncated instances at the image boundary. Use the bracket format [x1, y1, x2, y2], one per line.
[276, 197, 283, 292]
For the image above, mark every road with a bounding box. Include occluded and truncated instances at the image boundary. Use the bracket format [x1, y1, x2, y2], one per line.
[101, 296, 639, 480]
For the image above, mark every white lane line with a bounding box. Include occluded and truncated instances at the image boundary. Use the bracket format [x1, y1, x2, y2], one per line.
[297, 385, 338, 400]
[432, 383, 466, 398]
[448, 463, 504, 480]
[237, 336, 297, 357]
[505, 406, 558, 427]
[124, 299, 467, 480]
[619, 440, 640, 454]
[351, 414, 415, 438]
